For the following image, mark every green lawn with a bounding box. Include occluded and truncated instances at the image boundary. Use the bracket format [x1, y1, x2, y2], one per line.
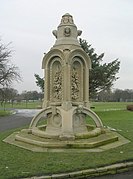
[0, 100, 42, 110]
[92, 101, 133, 111]
[0, 102, 133, 179]
[0, 110, 11, 117]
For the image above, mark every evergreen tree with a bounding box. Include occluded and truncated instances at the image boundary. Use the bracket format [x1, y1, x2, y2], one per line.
[79, 38, 120, 98]
[34, 74, 44, 92]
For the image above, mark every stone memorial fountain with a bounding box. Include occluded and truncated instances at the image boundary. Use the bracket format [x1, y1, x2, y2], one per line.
[4, 13, 129, 152]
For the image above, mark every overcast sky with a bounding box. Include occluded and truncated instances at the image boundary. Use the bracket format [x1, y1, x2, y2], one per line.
[0, 0, 133, 93]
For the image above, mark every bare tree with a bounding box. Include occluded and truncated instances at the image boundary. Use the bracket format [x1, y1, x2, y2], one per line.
[0, 39, 21, 87]
[0, 87, 18, 109]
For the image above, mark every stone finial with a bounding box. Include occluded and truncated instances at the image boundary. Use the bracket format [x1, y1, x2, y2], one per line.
[52, 13, 82, 47]
[60, 13, 74, 25]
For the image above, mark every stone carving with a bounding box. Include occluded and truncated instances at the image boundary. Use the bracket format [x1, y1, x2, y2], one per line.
[53, 68, 62, 100]
[77, 30, 82, 36]
[52, 30, 57, 38]
[52, 114, 62, 127]
[71, 67, 80, 100]
[64, 27, 71, 37]
[61, 13, 74, 24]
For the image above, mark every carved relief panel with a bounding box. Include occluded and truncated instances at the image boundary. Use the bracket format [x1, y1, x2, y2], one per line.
[71, 57, 84, 102]
[49, 58, 62, 102]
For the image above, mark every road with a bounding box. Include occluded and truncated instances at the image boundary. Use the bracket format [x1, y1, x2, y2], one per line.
[0, 109, 133, 179]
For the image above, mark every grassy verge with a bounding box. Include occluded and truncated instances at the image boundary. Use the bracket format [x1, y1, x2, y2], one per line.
[0, 110, 11, 117]
[0, 103, 133, 179]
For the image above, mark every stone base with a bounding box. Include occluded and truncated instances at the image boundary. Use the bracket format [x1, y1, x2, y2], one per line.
[27, 124, 103, 141]
[3, 128, 130, 152]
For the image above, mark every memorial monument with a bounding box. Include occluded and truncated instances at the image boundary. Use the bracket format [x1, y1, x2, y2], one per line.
[4, 13, 129, 152]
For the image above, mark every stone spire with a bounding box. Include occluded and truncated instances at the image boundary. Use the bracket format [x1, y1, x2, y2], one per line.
[52, 13, 82, 47]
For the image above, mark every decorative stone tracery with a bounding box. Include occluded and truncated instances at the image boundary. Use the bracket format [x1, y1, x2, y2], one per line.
[61, 13, 74, 24]
[53, 67, 62, 100]
[71, 66, 80, 100]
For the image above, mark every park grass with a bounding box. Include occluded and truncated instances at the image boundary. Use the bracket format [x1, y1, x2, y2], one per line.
[0, 100, 42, 110]
[0, 103, 133, 179]
[0, 110, 11, 117]
[92, 101, 133, 111]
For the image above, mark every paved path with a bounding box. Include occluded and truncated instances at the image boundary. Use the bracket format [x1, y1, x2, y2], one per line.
[0, 109, 40, 132]
[0, 109, 133, 179]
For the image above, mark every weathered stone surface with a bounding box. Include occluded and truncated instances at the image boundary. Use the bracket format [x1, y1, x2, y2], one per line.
[69, 170, 83, 177]
[126, 161, 133, 167]
[82, 168, 97, 176]
[51, 173, 69, 178]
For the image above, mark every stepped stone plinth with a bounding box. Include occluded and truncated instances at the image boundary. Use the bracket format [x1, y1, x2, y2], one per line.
[3, 14, 130, 152]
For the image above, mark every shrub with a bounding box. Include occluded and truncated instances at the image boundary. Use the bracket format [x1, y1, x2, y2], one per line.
[127, 105, 133, 111]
